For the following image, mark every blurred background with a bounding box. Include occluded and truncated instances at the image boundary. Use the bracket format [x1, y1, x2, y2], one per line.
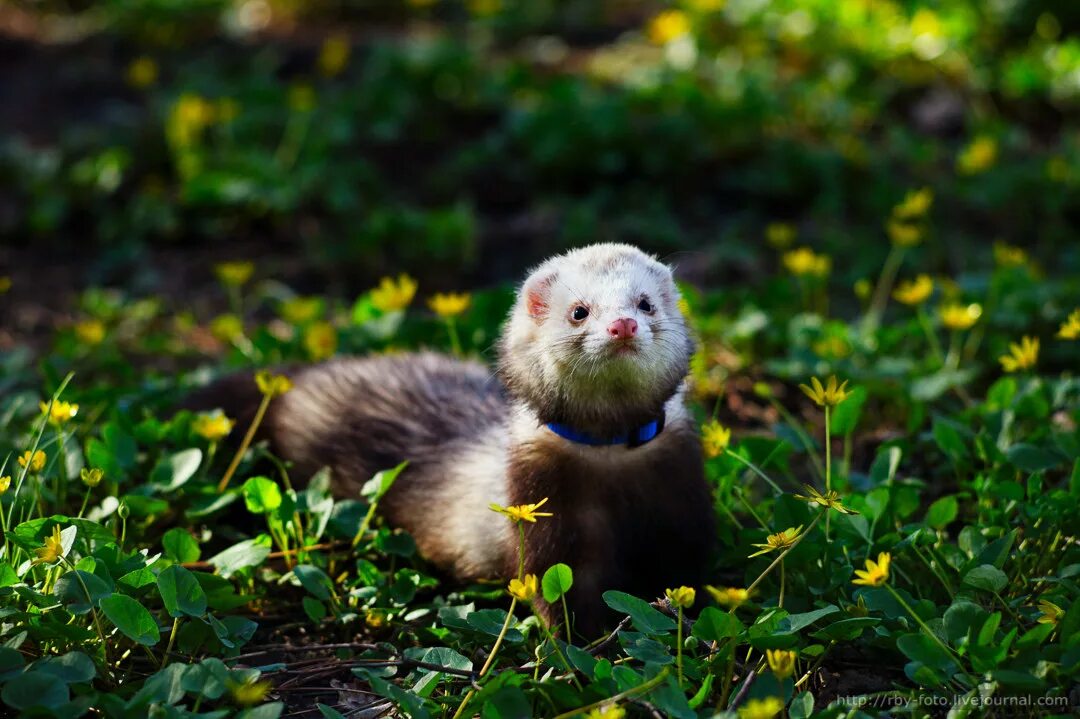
[2, 0, 1080, 351]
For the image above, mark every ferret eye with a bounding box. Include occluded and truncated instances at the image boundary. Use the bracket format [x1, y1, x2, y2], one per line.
[638, 298, 654, 313]
[570, 305, 589, 322]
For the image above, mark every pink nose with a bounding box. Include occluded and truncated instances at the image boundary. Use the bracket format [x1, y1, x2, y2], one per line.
[607, 317, 638, 340]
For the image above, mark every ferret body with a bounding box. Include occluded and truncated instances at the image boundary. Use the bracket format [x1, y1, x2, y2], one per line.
[193, 244, 715, 635]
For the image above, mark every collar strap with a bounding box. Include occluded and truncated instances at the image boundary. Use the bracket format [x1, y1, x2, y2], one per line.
[546, 410, 666, 448]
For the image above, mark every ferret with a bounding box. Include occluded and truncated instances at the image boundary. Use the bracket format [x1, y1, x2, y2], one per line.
[188, 243, 716, 636]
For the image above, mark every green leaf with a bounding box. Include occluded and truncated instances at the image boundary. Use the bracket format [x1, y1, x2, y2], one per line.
[100, 594, 161, 645]
[465, 610, 524, 643]
[162, 528, 201, 563]
[303, 596, 327, 622]
[692, 607, 745, 641]
[963, 565, 1007, 593]
[924, 495, 958, 529]
[242, 476, 283, 513]
[781, 605, 839, 633]
[208, 535, 273, 578]
[830, 385, 867, 435]
[53, 569, 112, 614]
[1006, 444, 1061, 472]
[151, 448, 203, 491]
[541, 563, 573, 603]
[360, 462, 408, 501]
[1, 670, 70, 710]
[896, 633, 957, 673]
[157, 564, 208, 618]
[404, 646, 473, 673]
[293, 564, 334, 601]
[932, 419, 970, 464]
[236, 702, 285, 719]
[603, 591, 676, 634]
[33, 651, 96, 683]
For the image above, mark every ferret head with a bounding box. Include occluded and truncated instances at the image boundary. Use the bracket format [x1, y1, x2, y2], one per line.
[498, 243, 694, 436]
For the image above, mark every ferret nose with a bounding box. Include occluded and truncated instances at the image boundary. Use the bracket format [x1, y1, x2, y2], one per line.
[607, 317, 638, 340]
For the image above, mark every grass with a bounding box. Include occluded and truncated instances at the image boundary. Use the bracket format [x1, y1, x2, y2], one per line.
[1, 235, 1078, 718]
[3, 1, 1080, 717]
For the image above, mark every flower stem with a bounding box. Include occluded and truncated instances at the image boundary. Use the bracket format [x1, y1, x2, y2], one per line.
[217, 391, 273, 493]
[451, 598, 518, 719]
[676, 606, 685, 687]
[916, 306, 944, 365]
[864, 245, 905, 335]
[883, 583, 974, 685]
[724, 449, 784, 495]
[551, 667, 671, 719]
[745, 512, 824, 598]
[824, 406, 832, 542]
[446, 317, 462, 356]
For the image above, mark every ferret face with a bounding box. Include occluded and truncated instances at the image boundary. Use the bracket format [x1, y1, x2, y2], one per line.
[498, 243, 694, 434]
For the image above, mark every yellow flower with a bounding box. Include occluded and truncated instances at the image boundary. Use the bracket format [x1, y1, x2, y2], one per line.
[705, 585, 749, 609]
[428, 292, 471, 318]
[798, 375, 851, 407]
[0, 276, 11, 293]
[1056, 309, 1080, 340]
[957, 136, 998, 175]
[737, 696, 784, 719]
[33, 525, 65, 565]
[126, 56, 158, 89]
[40, 400, 79, 426]
[766, 649, 796, 680]
[677, 296, 692, 319]
[585, 705, 626, 719]
[939, 303, 982, 331]
[167, 94, 215, 148]
[508, 574, 538, 602]
[370, 274, 418, 312]
[210, 314, 244, 342]
[665, 586, 696, 609]
[782, 247, 830, 277]
[0, 476, 10, 494]
[80, 468, 104, 488]
[280, 296, 323, 325]
[999, 336, 1039, 373]
[765, 222, 796, 249]
[255, 371, 293, 398]
[228, 678, 272, 706]
[749, 526, 803, 558]
[288, 84, 316, 113]
[74, 319, 106, 345]
[303, 321, 338, 361]
[489, 497, 553, 523]
[993, 242, 1028, 268]
[1036, 599, 1065, 626]
[853, 278, 872, 301]
[852, 551, 891, 587]
[365, 609, 388, 629]
[892, 275, 934, 306]
[647, 10, 690, 44]
[794, 484, 857, 515]
[214, 261, 254, 287]
[887, 219, 923, 247]
[317, 35, 350, 77]
[18, 450, 46, 473]
[192, 411, 235, 442]
[701, 420, 731, 458]
[891, 187, 933, 221]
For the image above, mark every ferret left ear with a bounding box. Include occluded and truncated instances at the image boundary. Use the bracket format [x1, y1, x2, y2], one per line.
[523, 271, 557, 323]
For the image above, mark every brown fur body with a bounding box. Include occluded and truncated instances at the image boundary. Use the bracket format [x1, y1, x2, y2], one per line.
[184, 244, 716, 637]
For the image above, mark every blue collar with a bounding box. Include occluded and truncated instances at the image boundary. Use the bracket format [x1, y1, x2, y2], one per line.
[546, 410, 666, 448]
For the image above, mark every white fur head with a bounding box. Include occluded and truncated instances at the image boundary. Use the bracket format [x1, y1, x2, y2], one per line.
[498, 243, 694, 435]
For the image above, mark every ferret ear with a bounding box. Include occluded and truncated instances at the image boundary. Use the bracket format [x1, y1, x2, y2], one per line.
[522, 271, 557, 323]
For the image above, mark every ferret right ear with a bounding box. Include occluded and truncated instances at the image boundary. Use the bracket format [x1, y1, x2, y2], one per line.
[523, 271, 556, 323]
